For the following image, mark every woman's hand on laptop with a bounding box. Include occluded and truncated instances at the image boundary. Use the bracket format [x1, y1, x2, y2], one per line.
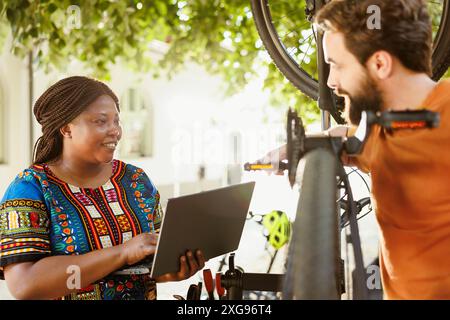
[155, 249, 206, 283]
[120, 233, 159, 266]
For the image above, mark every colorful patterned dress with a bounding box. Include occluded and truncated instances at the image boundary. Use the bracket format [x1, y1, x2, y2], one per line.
[0, 159, 163, 300]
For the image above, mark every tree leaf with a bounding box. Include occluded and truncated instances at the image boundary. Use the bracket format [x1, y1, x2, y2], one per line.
[0, 0, 325, 123]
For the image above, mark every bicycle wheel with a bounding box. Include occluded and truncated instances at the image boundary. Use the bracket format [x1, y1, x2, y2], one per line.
[283, 148, 341, 299]
[251, 0, 450, 102]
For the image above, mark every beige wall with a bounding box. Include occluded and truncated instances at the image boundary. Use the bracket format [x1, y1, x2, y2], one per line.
[0, 39, 298, 301]
[0, 45, 240, 197]
[0, 52, 34, 190]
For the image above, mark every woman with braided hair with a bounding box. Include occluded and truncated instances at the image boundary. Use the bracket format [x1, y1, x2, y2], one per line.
[0, 76, 205, 300]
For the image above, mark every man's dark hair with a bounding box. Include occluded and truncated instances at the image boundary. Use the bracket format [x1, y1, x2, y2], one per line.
[315, 0, 432, 75]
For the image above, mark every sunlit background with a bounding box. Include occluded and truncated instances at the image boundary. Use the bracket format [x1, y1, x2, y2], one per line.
[4, 0, 446, 299]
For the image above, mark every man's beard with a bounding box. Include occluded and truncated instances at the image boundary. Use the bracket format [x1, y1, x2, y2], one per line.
[339, 73, 383, 125]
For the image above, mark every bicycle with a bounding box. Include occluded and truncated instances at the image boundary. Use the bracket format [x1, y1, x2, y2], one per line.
[172, 209, 291, 300]
[243, 109, 439, 299]
[250, 0, 450, 124]
[248, 0, 450, 299]
[216, 210, 292, 300]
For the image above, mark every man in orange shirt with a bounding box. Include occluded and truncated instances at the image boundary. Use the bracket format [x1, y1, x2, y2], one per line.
[315, 0, 450, 299]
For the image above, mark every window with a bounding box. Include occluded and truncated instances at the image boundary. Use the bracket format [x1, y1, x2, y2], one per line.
[118, 88, 153, 158]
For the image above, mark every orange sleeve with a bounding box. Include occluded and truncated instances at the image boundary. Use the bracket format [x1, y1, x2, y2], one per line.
[342, 125, 374, 173]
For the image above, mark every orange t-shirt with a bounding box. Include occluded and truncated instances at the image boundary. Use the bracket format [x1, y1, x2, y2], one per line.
[350, 80, 450, 299]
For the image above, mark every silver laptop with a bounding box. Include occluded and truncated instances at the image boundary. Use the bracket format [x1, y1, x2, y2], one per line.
[114, 182, 255, 277]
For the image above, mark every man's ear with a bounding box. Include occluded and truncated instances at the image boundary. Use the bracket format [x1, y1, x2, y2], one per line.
[366, 50, 393, 80]
[60, 124, 72, 138]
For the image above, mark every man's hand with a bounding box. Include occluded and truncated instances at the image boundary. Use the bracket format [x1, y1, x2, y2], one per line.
[256, 144, 287, 175]
[325, 125, 356, 166]
[326, 125, 349, 137]
[155, 250, 206, 283]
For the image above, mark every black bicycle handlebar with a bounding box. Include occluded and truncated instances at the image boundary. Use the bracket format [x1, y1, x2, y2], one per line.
[244, 109, 440, 186]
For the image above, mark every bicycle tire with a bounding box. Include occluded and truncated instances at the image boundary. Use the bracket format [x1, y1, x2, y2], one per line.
[432, 0, 450, 81]
[251, 0, 319, 100]
[251, 0, 450, 101]
[283, 148, 340, 299]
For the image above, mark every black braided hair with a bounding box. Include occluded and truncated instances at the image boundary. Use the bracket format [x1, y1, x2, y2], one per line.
[32, 76, 120, 165]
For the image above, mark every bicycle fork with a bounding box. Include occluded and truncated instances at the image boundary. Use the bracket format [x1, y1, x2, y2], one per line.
[338, 167, 369, 300]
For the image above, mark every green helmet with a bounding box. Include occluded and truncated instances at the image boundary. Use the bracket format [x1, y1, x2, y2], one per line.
[262, 210, 291, 249]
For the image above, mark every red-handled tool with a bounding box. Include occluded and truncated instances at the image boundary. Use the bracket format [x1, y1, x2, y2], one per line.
[215, 272, 225, 300]
[203, 269, 215, 300]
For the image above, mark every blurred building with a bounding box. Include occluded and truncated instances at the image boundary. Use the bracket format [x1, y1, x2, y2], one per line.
[0, 40, 286, 208]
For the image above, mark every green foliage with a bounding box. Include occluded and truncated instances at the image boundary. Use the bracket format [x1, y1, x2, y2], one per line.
[1, 0, 448, 126]
[0, 0, 321, 124]
[1, 0, 178, 78]
[444, 68, 450, 79]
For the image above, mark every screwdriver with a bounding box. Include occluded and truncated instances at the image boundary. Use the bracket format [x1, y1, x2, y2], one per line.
[243, 161, 288, 171]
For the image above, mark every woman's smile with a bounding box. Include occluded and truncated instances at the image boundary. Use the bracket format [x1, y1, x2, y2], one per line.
[102, 141, 118, 150]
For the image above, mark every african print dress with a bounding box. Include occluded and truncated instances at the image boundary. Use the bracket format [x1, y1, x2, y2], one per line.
[0, 159, 163, 300]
